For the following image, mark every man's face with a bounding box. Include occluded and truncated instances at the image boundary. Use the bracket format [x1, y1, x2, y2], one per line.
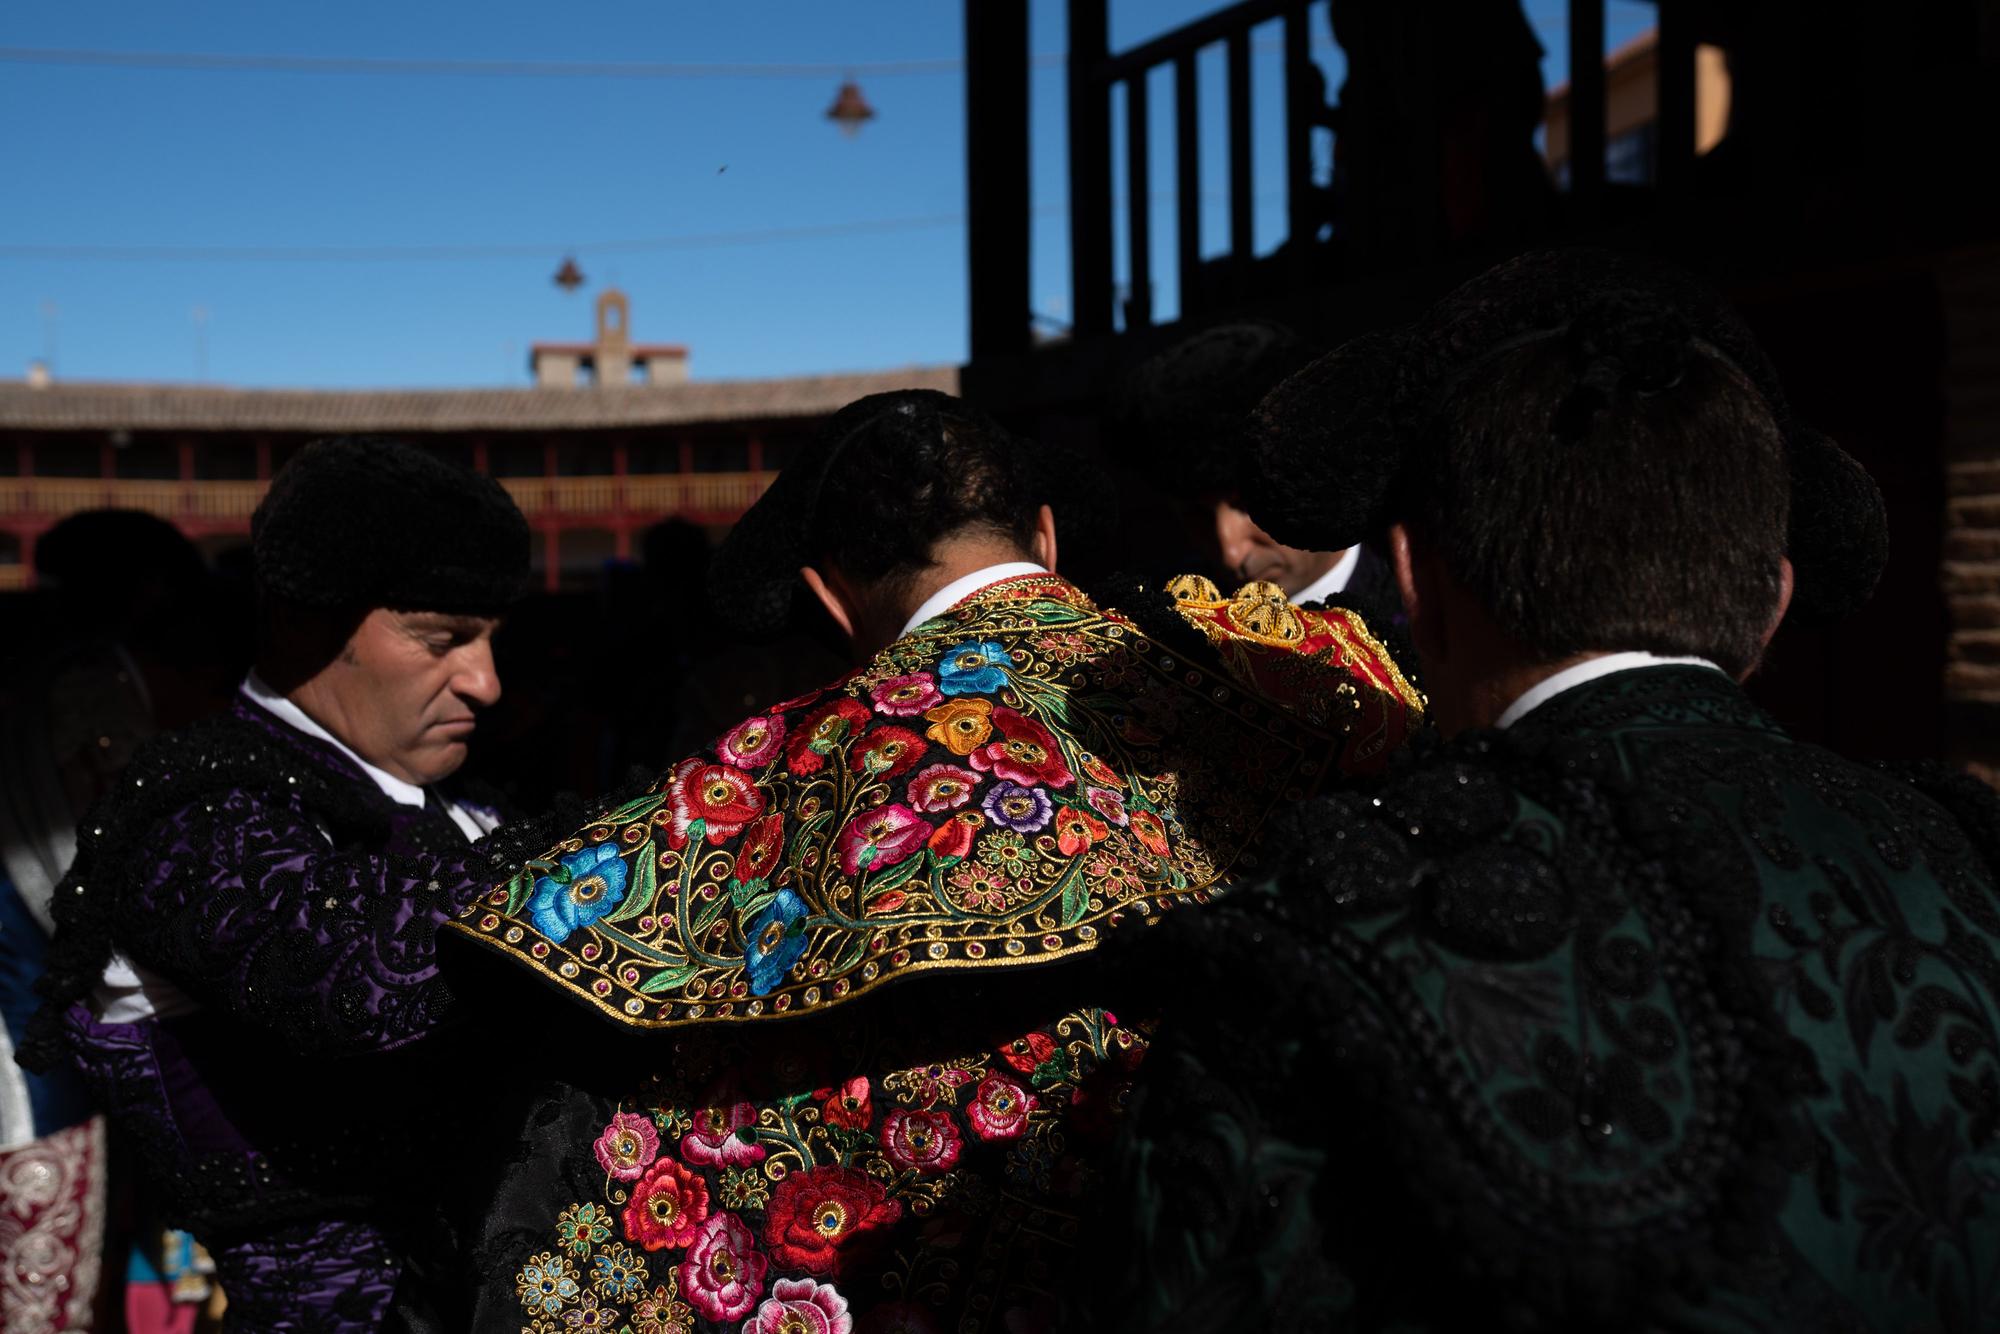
[1209, 498, 1342, 597]
[316, 608, 503, 785]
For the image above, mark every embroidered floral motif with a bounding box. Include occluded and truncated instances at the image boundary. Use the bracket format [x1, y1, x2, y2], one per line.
[981, 782, 1052, 834]
[632, 1278, 696, 1334]
[872, 672, 944, 717]
[743, 890, 811, 995]
[881, 1109, 962, 1175]
[666, 759, 764, 849]
[744, 1277, 854, 1334]
[968, 1075, 1036, 1141]
[720, 1165, 772, 1210]
[589, 1244, 649, 1302]
[906, 763, 979, 813]
[458, 575, 1416, 1029]
[528, 844, 630, 945]
[593, 1114, 660, 1183]
[968, 708, 1074, 788]
[678, 1212, 768, 1321]
[818, 1077, 873, 1130]
[681, 1103, 767, 1168]
[717, 715, 788, 770]
[763, 1167, 902, 1274]
[922, 698, 995, 755]
[850, 726, 927, 782]
[557, 1200, 618, 1257]
[518, 1251, 581, 1316]
[836, 804, 930, 876]
[937, 641, 1012, 696]
[623, 1158, 711, 1252]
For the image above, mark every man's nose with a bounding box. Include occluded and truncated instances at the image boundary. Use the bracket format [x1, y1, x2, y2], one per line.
[1214, 507, 1257, 575]
[454, 640, 503, 709]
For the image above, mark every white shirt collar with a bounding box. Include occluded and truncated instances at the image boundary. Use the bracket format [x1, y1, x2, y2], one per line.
[1288, 545, 1362, 606]
[899, 562, 1048, 639]
[241, 673, 428, 808]
[1495, 652, 1726, 730]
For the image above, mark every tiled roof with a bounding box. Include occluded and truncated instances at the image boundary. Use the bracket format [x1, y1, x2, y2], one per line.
[0, 365, 960, 433]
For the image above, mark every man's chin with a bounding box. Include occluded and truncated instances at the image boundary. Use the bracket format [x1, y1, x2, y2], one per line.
[408, 739, 469, 786]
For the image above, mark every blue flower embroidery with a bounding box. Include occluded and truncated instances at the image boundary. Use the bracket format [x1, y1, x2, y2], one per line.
[527, 843, 629, 945]
[938, 640, 1011, 696]
[742, 887, 810, 995]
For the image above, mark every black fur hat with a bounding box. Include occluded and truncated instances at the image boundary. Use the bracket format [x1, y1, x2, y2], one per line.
[1106, 318, 1310, 494]
[1245, 248, 1888, 623]
[251, 435, 531, 614]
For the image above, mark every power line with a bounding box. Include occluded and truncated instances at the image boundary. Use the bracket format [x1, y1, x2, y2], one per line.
[0, 45, 1065, 80]
[0, 213, 971, 262]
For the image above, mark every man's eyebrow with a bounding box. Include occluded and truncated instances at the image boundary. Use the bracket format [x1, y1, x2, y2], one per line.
[400, 612, 490, 635]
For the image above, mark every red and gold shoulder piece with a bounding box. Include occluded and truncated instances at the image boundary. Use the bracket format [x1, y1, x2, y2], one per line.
[447, 575, 1348, 1030]
[1164, 574, 1424, 774]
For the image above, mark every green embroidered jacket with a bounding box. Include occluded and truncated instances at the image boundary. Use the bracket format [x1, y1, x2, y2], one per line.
[1107, 665, 2000, 1332]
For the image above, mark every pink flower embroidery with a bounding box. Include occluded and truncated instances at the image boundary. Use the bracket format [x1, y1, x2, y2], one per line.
[967, 1074, 1036, 1141]
[680, 1102, 766, 1168]
[1084, 785, 1129, 827]
[743, 1277, 853, 1334]
[717, 714, 787, 770]
[593, 1111, 660, 1181]
[870, 672, 943, 717]
[906, 763, 978, 814]
[677, 1212, 768, 1322]
[880, 1108, 962, 1175]
[835, 804, 930, 876]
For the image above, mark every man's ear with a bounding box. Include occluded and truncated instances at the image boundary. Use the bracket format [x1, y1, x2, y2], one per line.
[1390, 522, 1445, 664]
[1742, 557, 1796, 682]
[799, 565, 856, 643]
[1030, 504, 1058, 573]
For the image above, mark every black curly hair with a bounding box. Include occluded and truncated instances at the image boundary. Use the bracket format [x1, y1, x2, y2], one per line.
[1414, 299, 1791, 676]
[710, 390, 1050, 635]
[808, 391, 1041, 591]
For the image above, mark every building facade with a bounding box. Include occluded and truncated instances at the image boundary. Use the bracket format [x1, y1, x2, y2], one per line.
[0, 291, 954, 591]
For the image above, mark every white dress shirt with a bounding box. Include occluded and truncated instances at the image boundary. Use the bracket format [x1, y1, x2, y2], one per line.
[899, 562, 1049, 639]
[1287, 545, 1363, 606]
[1495, 652, 1725, 730]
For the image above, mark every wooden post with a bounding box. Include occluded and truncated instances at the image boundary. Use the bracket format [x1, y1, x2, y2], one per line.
[1125, 72, 1152, 329]
[1068, 0, 1113, 339]
[1175, 54, 1201, 318]
[1655, 0, 1697, 201]
[1227, 29, 1254, 264]
[966, 0, 1033, 359]
[1567, 0, 1607, 214]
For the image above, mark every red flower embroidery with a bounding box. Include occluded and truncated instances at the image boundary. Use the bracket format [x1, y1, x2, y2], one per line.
[881, 1108, 962, 1175]
[1079, 752, 1125, 789]
[966, 1074, 1036, 1142]
[666, 758, 764, 849]
[787, 699, 871, 775]
[925, 810, 983, 862]
[998, 1031, 1056, 1074]
[734, 812, 785, 883]
[817, 1076, 873, 1130]
[849, 726, 926, 781]
[1129, 809, 1170, 858]
[967, 709, 1073, 789]
[762, 1167, 902, 1274]
[1054, 805, 1109, 856]
[622, 1157, 711, 1252]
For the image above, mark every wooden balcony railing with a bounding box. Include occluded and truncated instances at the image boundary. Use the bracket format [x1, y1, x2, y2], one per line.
[0, 473, 777, 526]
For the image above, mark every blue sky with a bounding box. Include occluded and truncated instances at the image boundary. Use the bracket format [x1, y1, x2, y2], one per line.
[0, 1, 1653, 389]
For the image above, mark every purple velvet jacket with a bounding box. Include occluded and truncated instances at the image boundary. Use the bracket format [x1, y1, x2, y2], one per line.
[22, 696, 535, 1331]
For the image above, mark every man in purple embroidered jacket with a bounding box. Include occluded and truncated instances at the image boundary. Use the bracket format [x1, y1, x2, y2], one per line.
[20, 437, 552, 1331]
[442, 392, 1423, 1332]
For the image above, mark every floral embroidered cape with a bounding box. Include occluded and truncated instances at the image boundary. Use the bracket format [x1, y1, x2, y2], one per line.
[446, 573, 1419, 1029]
[447, 573, 1419, 1333]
